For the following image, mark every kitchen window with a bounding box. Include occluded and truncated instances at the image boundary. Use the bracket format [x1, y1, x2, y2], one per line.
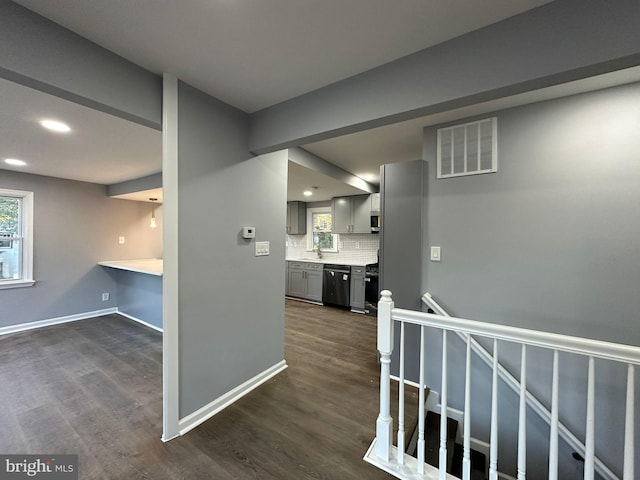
[0, 189, 34, 289]
[306, 207, 338, 253]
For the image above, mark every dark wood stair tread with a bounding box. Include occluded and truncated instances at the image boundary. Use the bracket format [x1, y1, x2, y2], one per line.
[406, 411, 487, 479]
[450, 442, 487, 480]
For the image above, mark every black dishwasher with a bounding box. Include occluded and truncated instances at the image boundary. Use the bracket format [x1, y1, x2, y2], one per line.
[322, 264, 350, 308]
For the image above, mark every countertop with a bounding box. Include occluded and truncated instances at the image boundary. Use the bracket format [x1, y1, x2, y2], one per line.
[286, 257, 373, 267]
[98, 259, 163, 276]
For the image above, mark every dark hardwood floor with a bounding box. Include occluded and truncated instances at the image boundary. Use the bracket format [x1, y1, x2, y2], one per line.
[0, 300, 416, 479]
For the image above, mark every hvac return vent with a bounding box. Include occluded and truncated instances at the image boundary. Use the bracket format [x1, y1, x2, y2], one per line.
[437, 117, 497, 179]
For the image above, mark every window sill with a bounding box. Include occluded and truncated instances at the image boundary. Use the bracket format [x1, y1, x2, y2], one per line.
[0, 279, 35, 290]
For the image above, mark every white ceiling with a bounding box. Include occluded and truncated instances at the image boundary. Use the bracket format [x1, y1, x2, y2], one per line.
[14, 0, 552, 113]
[111, 187, 163, 203]
[287, 162, 367, 203]
[0, 77, 161, 185]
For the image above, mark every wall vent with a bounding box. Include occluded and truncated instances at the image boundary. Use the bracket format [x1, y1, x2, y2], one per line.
[437, 117, 497, 178]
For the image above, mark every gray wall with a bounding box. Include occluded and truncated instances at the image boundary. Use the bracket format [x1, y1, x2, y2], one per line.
[249, 0, 640, 153]
[116, 270, 162, 330]
[0, 170, 162, 327]
[0, 1, 161, 129]
[177, 81, 287, 418]
[380, 160, 428, 311]
[423, 82, 640, 344]
[418, 82, 640, 478]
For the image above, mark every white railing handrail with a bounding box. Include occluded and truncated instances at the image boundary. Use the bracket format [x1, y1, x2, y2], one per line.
[365, 290, 636, 480]
[402, 300, 640, 366]
[421, 292, 622, 480]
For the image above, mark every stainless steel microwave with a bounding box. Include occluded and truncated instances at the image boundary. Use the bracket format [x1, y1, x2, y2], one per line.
[370, 214, 380, 233]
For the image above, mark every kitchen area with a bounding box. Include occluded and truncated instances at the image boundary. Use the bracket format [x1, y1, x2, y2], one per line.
[285, 191, 380, 316]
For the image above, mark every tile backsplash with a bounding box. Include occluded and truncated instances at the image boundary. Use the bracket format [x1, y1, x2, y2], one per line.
[286, 233, 379, 265]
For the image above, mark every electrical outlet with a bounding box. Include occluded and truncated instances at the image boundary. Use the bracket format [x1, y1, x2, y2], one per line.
[255, 241, 270, 256]
[355, 241, 360, 249]
[102, 292, 110, 301]
[118, 236, 125, 244]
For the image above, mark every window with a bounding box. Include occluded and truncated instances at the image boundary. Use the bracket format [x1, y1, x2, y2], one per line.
[307, 207, 338, 253]
[0, 189, 34, 289]
[437, 117, 497, 178]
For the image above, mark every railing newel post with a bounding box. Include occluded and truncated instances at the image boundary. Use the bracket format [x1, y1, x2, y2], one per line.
[376, 290, 394, 462]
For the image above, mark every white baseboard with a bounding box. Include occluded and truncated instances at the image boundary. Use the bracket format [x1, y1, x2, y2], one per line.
[0, 308, 118, 336]
[178, 360, 288, 437]
[116, 309, 163, 333]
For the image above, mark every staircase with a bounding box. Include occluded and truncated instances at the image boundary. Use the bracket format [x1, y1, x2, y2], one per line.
[406, 411, 486, 480]
[364, 290, 639, 480]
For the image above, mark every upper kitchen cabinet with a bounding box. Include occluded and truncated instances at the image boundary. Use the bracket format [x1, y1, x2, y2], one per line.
[370, 193, 381, 213]
[286, 201, 306, 235]
[331, 194, 370, 234]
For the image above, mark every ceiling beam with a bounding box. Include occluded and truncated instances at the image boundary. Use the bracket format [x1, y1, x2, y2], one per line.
[288, 147, 377, 194]
[0, 1, 162, 130]
[107, 172, 162, 196]
[250, 0, 640, 154]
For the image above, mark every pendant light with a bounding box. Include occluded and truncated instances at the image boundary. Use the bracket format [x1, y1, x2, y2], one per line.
[149, 198, 158, 228]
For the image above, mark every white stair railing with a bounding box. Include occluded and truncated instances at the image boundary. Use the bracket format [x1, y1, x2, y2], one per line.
[364, 290, 640, 480]
[422, 292, 621, 480]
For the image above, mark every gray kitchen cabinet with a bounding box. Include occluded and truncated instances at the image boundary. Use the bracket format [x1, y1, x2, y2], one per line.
[331, 194, 370, 234]
[331, 196, 352, 234]
[286, 261, 323, 302]
[370, 193, 381, 212]
[287, 262, 307, 298]
[286, 201, 306, 235]
[350, 266, 366, 312]
[305, 264, 323, 302]
[352, 195, 371, 233]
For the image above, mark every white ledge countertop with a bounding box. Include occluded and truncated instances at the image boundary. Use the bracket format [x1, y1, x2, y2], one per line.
[98, 259, 163, 276]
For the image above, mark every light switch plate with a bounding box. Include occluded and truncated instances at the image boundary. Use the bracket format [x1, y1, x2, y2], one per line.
[255, 241, 270, 256]
[430, 246, 441, 261]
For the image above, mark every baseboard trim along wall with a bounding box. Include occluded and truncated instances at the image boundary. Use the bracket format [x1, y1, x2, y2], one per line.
[116, 309, 163, 333]
[177, 360, 288, 437]
[0, 308, 118, 336]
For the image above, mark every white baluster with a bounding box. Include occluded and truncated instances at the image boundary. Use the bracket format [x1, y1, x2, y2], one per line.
[439, 330, 448, 480]
[517, 344, 527, 480]
[489, 339, 499, 480]
[584, 356, 595, 480]
[549, 350, 559, 480]
[623, 364, 634, 480]
[398, 322, 406, 465]
[417, 325, 426, 475]
[463, 334, 472, 480]
[376, 290, 394, 462]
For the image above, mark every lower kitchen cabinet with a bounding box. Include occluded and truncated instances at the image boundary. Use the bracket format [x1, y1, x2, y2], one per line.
[287, 263, 306, 298]
[287, 261, 323, 303]
[305, 267, 323, 302]
[350, 266, 366, 312]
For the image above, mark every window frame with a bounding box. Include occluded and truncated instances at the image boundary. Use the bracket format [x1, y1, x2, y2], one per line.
[0, 188, 34, 289]
[306, 206, 339, 253]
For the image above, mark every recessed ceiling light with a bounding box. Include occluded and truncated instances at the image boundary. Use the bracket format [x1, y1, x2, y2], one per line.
[303, 190, 313, 197]
[5, 158, 27, 166]
[40, 119, 71, 133]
